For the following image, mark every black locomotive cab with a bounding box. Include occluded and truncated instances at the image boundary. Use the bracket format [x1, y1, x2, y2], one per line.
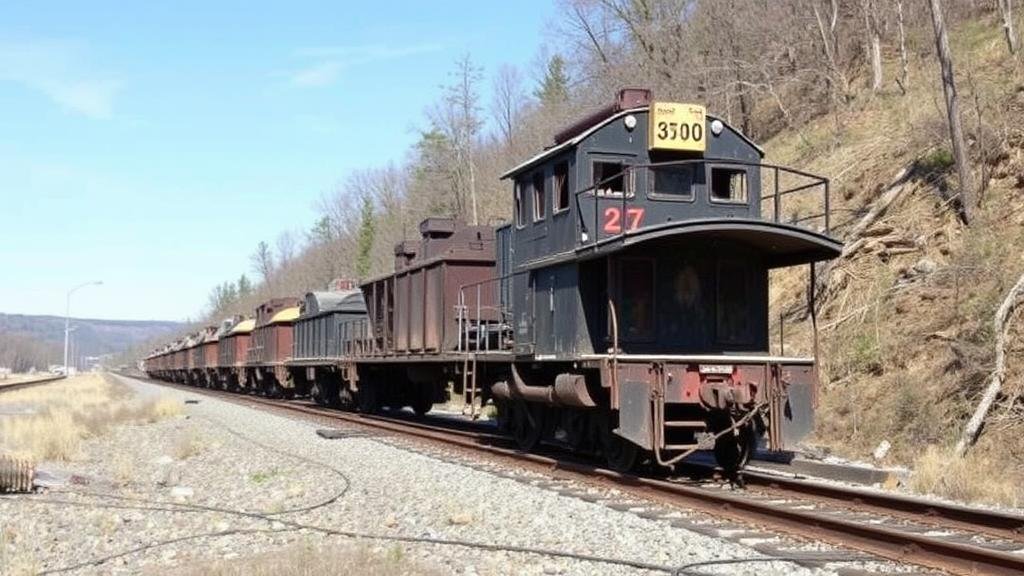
[491, 89, 842, 471]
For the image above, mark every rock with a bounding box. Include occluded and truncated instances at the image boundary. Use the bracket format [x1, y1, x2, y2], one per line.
[873, 440, 891, 461]
[912, 258, 938, 275]
[384, 515, 398, 528]
[448, 512, 473, 526]
[152, 455, 174, 465]
[271, 521, 286, 530]
[215, 521, 230, 532]
[170, 486, 193, 499]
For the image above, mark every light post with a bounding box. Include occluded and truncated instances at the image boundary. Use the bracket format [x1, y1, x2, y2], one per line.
[64, 281, 102, 375]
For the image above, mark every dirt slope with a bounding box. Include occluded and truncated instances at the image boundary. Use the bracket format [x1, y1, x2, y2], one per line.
[764, 16, 1024, 505]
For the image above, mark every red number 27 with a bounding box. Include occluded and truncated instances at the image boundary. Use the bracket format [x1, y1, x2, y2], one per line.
[603, 207, 644, 233]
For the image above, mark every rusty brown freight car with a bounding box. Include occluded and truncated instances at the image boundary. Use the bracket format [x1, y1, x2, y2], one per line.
[246, 298, 300, 397]
[362, 218, 497, 355]
[218, 317, 253, 391]
[338, 217, 508, 414]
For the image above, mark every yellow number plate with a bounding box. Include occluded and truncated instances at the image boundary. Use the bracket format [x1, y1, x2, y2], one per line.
[648, 102, 706, 152]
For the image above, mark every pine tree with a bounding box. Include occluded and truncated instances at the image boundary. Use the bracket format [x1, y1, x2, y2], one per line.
[355, 195, 376, 280]
[237, 274, 252, 298]
[535, 55, 569, 107]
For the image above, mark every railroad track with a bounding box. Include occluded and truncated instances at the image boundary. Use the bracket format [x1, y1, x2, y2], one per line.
[137, 375, 1024, 576]
[0, 374, 66, 394]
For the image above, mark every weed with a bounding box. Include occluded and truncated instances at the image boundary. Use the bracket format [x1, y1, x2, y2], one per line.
[173, 431, 204, 460]
[249, 469, 278, 484]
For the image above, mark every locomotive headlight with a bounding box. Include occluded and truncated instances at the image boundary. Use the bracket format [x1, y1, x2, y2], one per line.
[710, 119, 724, 136]
[698, 364, 733, 375]
[624, 114, 637, 131]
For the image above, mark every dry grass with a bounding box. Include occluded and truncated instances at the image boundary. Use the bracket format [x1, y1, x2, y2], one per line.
[0, 373, 183, 462]
[911, 445, 1023, 507]
[163, 542, 442, 576]
[173, 430, 205, 460]
[755, 14, 1024, 505]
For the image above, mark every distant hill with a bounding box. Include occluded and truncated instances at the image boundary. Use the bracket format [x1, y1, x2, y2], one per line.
[0, 313, 183, 360]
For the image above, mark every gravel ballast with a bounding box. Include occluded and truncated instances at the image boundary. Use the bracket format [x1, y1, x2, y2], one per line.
[0, 375, 850, 575]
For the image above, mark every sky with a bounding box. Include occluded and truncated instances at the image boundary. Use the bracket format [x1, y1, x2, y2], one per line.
[0, 1, 554, 322]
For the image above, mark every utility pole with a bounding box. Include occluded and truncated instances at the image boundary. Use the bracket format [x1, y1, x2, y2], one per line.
[64, 281, 102, 375]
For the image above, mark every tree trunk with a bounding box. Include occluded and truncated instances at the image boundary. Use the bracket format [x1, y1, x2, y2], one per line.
[954, 272, 1024, 456]
[1000, 0, 1019, 56]
[895, 0, 910, 94]
[928, 0, 974, 224]
[862, 0, 883, 92]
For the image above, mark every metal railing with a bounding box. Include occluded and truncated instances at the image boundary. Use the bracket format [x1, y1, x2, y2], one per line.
[573, 159, 831, 246]
[455, 274, 517, 355]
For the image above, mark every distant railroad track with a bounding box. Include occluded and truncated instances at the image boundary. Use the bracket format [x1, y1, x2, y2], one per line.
[137, 374, 1024, 576]
[0, 375, 66, 394]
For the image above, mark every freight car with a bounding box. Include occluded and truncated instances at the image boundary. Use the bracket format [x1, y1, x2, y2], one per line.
[144, 88, 841, 472]
[247, 297, 300, 397]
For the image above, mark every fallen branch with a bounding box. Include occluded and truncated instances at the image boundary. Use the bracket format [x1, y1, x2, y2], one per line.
[954, 272, 1024, 457]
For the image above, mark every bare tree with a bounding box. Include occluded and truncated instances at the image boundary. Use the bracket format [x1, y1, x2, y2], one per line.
[861, 0, 883, 92]
[998, 0, 1019, 55]
[250, 240, 275, 283]
[927, 0, 974, 224]
[276, 230, 297, 267]
[430, 54, 484, 225]
[895, 0, 910, 94]
[491, 64, 525, 149]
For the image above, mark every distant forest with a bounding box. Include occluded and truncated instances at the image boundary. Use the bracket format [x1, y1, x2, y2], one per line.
[0, 314, 182, 371]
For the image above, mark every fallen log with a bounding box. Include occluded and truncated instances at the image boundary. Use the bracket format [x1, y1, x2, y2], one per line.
[954, 271, 1024, 457]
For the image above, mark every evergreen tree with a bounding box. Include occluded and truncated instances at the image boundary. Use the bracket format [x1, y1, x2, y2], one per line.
[310, 215, 333, 245]
[355, 195, 376, 279]
[237, 274, 252, 298]
[535, 55, 569, 107]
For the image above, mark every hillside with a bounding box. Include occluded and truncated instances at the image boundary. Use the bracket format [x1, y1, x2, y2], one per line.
[0, 313, 183, 369]
[764, 16, 1024, 505]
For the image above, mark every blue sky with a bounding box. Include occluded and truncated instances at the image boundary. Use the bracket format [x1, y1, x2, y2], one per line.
[0, 1, 554, 322]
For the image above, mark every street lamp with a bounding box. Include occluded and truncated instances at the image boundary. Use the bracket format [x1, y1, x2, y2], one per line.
[64, 281, 102, 375]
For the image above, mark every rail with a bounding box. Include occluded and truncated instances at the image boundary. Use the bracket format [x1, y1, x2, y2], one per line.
[0, 374, 66, 394]
[573, 159, 831, 247]
[146, 375, 1024, 576]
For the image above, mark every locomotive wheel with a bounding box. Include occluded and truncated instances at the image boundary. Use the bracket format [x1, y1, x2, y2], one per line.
[510, 402, 542, 451]
[411, 389, 434, 416]
[598, 416, 638, 472]
[712, 422, 755, 473]
[310, 382, 329, 406]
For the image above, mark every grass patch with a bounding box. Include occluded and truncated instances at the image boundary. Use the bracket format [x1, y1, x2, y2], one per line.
[173, 430, 205, 460]
[911, 446, 1023, 507]
[249, 469, 279, 485]
[0, 373, 183, 462]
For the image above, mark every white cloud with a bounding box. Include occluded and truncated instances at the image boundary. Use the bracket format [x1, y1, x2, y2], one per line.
[0, 38, 120, 119]
[288, 42, 442, 87]
[291, 61, 344, 87]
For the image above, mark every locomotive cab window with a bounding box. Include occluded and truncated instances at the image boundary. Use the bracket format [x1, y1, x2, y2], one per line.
[553, 161, 569, 213]
[649, 164, 694, 199]
[593, 161, 630, 197]
[532, 171, 546, 221]
[514, 182, 525, 228]
[710, 166, 748, 203]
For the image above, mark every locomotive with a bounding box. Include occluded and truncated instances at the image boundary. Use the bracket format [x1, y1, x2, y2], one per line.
[144, 89, 841, 472]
